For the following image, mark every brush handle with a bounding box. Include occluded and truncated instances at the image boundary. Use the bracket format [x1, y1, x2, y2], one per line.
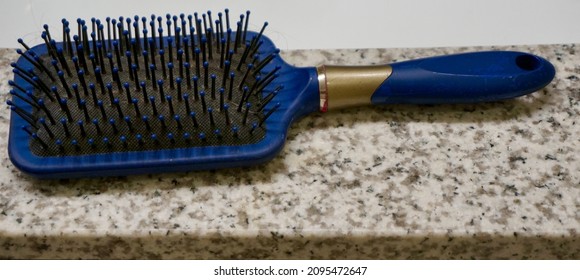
[317, 51, 555, 110]
[372, 51, 555, 104]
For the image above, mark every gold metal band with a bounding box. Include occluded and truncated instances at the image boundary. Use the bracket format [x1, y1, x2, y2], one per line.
[316, 64, 393, 111]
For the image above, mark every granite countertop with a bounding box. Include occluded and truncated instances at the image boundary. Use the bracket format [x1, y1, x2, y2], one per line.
[0, 45, 578, 259]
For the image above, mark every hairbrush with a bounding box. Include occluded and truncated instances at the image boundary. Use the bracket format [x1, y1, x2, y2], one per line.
[7, 10, 555, 179]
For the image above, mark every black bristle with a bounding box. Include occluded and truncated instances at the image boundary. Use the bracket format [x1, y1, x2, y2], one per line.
[77, 45, 89, 72]
[36, 98, 55, 124]
[257, 85, 283, 112]
[176, 78, 182, 101]
[219, 22, 225, 48]
[113, 98, 124, 119]
[158, 26, 164, 50]
[200, 90, 207, 112]
[133, 21, 141, 52]
[123, 31, 130, 54]
[92, 119, 102, 135]
[167, 37, 174, 64]
[132, 65, 140, 90]
[142, 26, 149, 53]
[158, 114, 166, 129]
[228, 72, 235, 100]
[56, 48, 72, 76]
[243, 11, 250, 42]
[142, 115, 151, 131]
[41, 118, 55, 138]
[149, 96, 158, 116]
[174, 115, 183, 130]
[159, 49, 167, 78]
[59, 98, 73, 122]
[131, 41, 139, 69]
[192, 75, 199, 100]
[223, 103, 231, 125]
[81, 25, 90, 56]
[175, 27, 182, 51]
[124, 116, 133, 132]
[168, 62, 174, 89]
[208, 107, 215, 126]
[89, 83, 99, 104]
[210, 74, 217, 99]
[203, 61, 209, 87]
[190, 111, 198, 128]
[177, 49, 184, 78]
[143, 51, 150, 79]
[106, 18, 112, 49]
[184, 62, 191, 88]
[157, 79, 165, 102]
[219, 88, 225, 110]
[237, 43, 251, 71]
[220, 39, 226, 67]
[132, 98, 141, 117]
[183, 93, 191, 114]
[71, 56, 80, 74]
[15, 50, 43, 76]
[125, 51, 133, 80]
[94, 67, 105, 93]
[207, 28, 214, 60]
[149, 16, 156, 42]
[150, 64, 157, 89]
[140, 81, 148, 102]
[200, 38, 207, 62]
[112, 67, 122, 91]
[225, 29, 232, 57]
[224, 9, 231, 30]
[98, 100, 108, 120]
[10, 89, 39, 109]
[78, 120, 86, 137]
[8, 102, 36, 126]
[237, 86, 249, 112]
[222, 61, 231, 88]
[80, 100, 90, 122]
[32, 133, 49, 149]
[111, 19, 118, 42]
[259, 102, 280, 127]
[194, 48, 201, 77]
[234, 20, 242, 53]
[253, 50, 279, 75]
[242, 102, 250, 125]
[238, 63, 253, 89]
[72, 83, 81, 107]
[166, 95, 175, 116]
[183, 38, 190, 62]
[108, 126, 117, 139]
[106, 83, 114, 104]
[60, 118, 71, 137]
[17, 38, 31, 52]
[10, 10, 280, 156]
[113, 41, 123, 71]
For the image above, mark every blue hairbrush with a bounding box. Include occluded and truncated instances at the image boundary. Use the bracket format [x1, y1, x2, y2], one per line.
[7, 10, 555, 179]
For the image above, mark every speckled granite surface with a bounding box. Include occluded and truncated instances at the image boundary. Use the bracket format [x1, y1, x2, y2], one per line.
[0, 45, 578, 259]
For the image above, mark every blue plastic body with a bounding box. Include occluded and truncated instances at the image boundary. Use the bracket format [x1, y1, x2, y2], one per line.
[8, 33, 320, 179]
[8, 34, 555, 179]
[371, 51, 555, 104]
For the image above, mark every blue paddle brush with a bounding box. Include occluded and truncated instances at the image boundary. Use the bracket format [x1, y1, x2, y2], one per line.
[7, 10, 555, 179]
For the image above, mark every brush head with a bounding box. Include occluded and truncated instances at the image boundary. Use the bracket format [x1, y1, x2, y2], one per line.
[8, 10, 319, 178]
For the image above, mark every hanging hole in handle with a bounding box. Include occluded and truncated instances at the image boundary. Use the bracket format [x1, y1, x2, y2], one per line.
[516, 54, 541, 71]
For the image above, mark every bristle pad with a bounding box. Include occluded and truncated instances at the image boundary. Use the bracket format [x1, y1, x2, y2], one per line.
[9, 11, 281, 157]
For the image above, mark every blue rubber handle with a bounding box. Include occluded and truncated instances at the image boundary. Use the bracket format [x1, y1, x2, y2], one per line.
[371, 51, 555, 104]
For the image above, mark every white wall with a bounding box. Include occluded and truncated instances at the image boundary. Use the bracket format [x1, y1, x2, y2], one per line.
[1, 0, 579, 50]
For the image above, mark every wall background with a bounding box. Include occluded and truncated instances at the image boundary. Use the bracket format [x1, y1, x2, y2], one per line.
[1, 0, 579, 50]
